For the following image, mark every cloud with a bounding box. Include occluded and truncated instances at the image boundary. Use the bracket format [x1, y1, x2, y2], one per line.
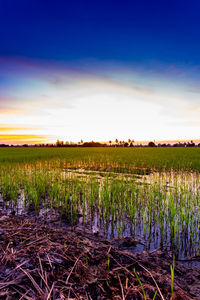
[166, 120, 200, 127]
[0, 124, 38, 131]
[188, 87, 200, 94]
[0, 134, 52, 144]
[0, 105, 28, 115]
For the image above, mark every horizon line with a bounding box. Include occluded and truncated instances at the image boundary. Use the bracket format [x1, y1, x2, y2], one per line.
[0, 138, 199, 146]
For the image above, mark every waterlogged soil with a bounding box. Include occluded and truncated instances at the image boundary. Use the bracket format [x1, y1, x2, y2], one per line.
[1, 168, 200, 261]
[64, 168, 200, 261]
[64, 165, 152, 175]
[0, 213, 200, 299]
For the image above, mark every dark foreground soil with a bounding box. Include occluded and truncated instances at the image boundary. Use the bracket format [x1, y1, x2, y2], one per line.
[0, 214, 200, 299]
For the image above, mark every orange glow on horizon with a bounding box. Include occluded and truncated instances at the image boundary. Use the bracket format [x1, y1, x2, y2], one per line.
[0, 126, 35, 132]
[0, 134, 52, 144]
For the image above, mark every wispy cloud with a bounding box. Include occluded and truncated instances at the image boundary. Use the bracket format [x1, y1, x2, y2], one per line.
[0, 134, 52, 144]
[0, 105, 28, 115]
[0, 125, 35, 131]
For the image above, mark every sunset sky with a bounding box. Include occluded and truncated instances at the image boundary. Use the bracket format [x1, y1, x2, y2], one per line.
[0, 0, 200, 144]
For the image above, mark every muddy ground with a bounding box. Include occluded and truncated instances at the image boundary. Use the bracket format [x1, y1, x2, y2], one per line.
[0, 213, 200, 299]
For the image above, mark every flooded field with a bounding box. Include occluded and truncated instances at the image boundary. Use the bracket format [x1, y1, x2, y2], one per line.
[1, 147, 200, 260]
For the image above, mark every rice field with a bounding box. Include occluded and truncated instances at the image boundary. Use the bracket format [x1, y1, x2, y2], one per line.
[1, 147, 200, 259]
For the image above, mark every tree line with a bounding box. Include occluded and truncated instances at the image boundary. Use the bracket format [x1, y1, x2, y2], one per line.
[0, 140, 199, 147]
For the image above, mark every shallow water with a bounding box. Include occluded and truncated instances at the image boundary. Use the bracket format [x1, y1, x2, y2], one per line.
[1, 167, 200, 261]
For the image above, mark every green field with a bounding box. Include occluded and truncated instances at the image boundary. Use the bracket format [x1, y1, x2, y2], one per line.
[0, 147, 200, 258]
[1, 147, 200, 171]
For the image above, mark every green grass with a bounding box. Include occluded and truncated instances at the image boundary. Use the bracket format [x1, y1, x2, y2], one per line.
[170, 256, 175, 295]
[0, 147, 200, 171]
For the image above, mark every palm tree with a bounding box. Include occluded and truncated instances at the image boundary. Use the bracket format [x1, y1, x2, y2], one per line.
[56, 140, 60, 147]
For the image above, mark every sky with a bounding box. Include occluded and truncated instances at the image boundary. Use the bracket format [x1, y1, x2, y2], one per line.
[0, 0, 200, 144]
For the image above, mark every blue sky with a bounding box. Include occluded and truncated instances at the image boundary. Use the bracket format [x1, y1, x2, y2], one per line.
[0, 0, 200, 143]
[1, 0, 200, 63]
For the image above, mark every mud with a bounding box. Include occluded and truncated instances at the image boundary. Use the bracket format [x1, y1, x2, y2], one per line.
[0, 213, 200, 299]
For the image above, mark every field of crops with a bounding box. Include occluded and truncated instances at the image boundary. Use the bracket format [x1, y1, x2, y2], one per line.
[1, 147, 200, 259]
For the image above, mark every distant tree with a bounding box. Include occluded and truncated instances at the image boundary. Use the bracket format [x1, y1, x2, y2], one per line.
[82, 141, 106, 147]
[56, 140, 64, 147]
[187, 140, 195, 147]
[148, 141, 156, 147]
